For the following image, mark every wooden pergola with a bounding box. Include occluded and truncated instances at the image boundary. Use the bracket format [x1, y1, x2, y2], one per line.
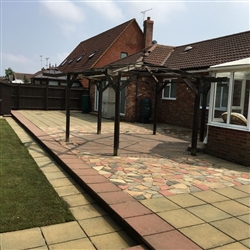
[44, 62, 227, 156]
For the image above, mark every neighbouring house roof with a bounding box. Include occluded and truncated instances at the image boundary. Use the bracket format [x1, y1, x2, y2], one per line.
[164, 30, 250, 70]
[31, 68, 66, 80]
[58, 19, 141, 73]
[14, 72, 33, 82]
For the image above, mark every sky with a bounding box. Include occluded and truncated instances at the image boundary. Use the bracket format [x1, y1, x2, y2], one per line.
[0, 0, 249, 76]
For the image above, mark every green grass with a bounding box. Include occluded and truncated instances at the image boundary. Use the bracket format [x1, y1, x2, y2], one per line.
[0, 119, 75, 233]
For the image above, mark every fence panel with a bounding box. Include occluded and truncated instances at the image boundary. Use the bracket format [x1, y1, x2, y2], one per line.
[0, 82, 88, 113]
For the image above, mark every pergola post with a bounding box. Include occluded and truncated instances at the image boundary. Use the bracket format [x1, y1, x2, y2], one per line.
[114, 74, 121, 156]
[153, 80, 159, 135]
[200, 82, 210, 142]
[66, 74, 71, 142]
[97, 81, 103, 134]
[191, 79, 201, 155]
[65, 73, 78, 142]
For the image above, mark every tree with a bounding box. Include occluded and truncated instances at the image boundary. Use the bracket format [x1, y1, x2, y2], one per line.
[5, 67, 14, 80]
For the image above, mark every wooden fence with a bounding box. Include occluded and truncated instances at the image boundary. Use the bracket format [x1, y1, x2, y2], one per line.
[0, 82, 89, 115]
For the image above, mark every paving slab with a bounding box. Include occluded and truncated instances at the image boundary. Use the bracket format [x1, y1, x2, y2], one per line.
[78, 215, 121, 236]
[166, 193, 205, 207]
[49, 177, 77, 188]
[212, 242, 250, 249]
[125, 214, 174, 236]
[187, 204, 231, 222]
[140, 196, 180, 212]
[234, 184, 250, 193]
[192, 190, 230, 203]
[236, 197, 250, 207]
[1, 228, 45, 250]
[240, 238, 250, 248]
[54, 184, 84, 197]
[214, 187, 249, 199]
[63, 193, 94, 207]
[41, 221, 86, 245]
[180, 223, 235, 249]
[49, 238, 96, 250]
[31, 246, 49, 250]
[90, 231, 136, 250]
[211, 217, 250, 241]
[143, 230, 202, 250]
[237, 214, 250, 224]
[213, 200, 250, 216]
[70, 203, 107, 220]
[158, 208, 204, 228]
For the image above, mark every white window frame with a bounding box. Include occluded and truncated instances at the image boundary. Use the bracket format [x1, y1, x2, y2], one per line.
[162, 79, 177, 100]
[208, 70, 250, 131]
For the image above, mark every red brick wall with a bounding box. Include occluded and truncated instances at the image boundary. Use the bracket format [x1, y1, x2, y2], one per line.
[89, 21, 144, 112]
[206, 125, 250, 167]
[95, 22, 144, 68]
[124, 81, 209, 128]
[158, 84, 195, 128]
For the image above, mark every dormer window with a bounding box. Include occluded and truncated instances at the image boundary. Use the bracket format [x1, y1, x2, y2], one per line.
[77, 54, 85, 62]
[183, 46, 193, 52]
[88, 49, 99, 59]
[60, 59, 67, 66]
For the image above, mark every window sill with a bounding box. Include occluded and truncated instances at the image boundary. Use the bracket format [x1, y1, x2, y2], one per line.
[208, 121, 250, 132]
[161, 98, 176, 101]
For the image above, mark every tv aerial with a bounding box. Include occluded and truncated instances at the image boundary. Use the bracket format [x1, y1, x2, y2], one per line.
[141, 8, 152, 24]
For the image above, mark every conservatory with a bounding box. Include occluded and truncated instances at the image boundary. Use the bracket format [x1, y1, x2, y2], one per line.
[206, 57, 250, 166]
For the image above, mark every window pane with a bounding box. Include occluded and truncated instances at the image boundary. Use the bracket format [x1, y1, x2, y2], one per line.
[229, 72, 249, 126]
[49, 81, 58, 86]
[232, 80, 242, 107]
[213, 72, 230, 121]
[170, 83, 177, 98]
[164, 85, 170, 98]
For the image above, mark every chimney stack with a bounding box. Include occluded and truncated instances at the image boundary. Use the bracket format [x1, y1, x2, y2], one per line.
[143, 17, 154, 48]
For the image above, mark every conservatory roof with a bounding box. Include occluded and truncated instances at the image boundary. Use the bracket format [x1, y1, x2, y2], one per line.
[210, 57, 250, 71]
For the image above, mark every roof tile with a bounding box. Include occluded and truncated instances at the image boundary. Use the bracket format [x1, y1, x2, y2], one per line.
[58, 19, 137, 73]
[165, 31, 250, 70]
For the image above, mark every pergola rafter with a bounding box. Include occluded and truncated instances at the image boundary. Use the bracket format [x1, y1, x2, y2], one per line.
[43, 62, 227, 156]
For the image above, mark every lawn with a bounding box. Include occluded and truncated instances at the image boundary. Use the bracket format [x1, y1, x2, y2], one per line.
[0, 119, 74, 233]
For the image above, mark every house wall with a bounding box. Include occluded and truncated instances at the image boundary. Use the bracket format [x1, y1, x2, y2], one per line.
[124, 80, 208, 129]
[158, 84, 196, 128]
[90, 22, 145, 112]
[95, 22, 144, 67]
[206, 126, 250, 167]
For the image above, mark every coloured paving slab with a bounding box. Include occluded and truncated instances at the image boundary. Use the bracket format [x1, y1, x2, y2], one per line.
[7, 110, 250, 249]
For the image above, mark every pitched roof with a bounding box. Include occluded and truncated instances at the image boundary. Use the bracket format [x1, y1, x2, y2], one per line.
[30, 68, 66, 80]
[58, 19, 139, 73]
[109, 44, 174, 66]
[14, 72, 33, 81]
[164, 30, 250, 70]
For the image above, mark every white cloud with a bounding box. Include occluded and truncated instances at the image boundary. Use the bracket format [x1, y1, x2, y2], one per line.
[3, 53, 33, 64]
[125, 1, 186, 26]
[40, 0, 85, 23]
[2, 53, 37, 74]
[84, 1, 124, 22]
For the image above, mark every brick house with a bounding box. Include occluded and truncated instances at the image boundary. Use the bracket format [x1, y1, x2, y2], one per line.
[106, 31, 250, 166]
[57, 17, 250, 166]
[57, 17, 154, 114]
